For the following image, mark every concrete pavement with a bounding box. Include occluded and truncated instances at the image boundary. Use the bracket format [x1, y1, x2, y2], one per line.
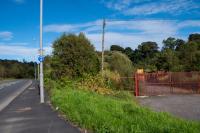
[0, 80, 80, 133]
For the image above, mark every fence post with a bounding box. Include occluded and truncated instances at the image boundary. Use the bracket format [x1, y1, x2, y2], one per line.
[169, 72, 173, 94]
[134, 73, 139, 96]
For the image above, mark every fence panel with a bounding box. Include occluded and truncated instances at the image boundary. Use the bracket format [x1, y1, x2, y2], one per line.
[136, 72, 200, 96]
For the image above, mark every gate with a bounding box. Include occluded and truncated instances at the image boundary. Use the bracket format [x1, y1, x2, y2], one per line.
[135, 72, 200, 96]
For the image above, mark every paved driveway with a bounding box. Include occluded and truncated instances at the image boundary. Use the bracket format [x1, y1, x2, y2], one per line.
[138, 95, 200, 121]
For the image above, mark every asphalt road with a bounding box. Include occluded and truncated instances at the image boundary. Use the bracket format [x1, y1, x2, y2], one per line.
[0, 80, 80, 133]
[0, 80, 32, 111]
[138, 95, 200, 121]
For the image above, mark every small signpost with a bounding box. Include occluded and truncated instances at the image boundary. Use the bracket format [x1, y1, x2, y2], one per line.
[38, 56, 44, 62]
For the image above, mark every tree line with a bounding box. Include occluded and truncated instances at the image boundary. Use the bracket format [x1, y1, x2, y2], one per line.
[1, 33, 198, 80]
[46, 33, 200, 80]
[0, 60, 35, 79]
[110, 33, 200, 72]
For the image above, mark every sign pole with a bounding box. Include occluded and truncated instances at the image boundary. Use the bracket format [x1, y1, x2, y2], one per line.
[40, 0, 44, 103]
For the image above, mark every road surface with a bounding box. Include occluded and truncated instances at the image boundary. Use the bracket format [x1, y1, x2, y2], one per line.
[0, 80, 31, 111]
[0, 80, 80, 133]
[138, 95, 200, 121]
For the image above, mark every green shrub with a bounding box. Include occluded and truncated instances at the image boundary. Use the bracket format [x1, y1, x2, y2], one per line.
[104, 51, 134, 90]
[105, 51, 133, 77]
[51, 33, 100, 79]
[78, 74, 114, 95]
[78, 70, 132, 92]
[103, 69, 121, 89]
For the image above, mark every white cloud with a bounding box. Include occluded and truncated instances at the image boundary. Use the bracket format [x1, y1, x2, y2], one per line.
[44, 24, 75, 33]
[101, 0, 132, 11]
[102, 0, 199, 16]
[0, 43, 52, 61]
[124, 0, 198, 15]
[106, 20, 177, 35]
[0, 32, 13, 41]
[101, 0, 150, 11]
[44, 20, 177, 34]
[44, 20, 102, 33]
[44, 19, 200, 50]
[178, 20, 200, 28]
[0, 42, 28, 46]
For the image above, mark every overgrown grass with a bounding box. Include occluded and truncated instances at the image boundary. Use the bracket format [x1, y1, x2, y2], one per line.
[46, 79, 200, 133]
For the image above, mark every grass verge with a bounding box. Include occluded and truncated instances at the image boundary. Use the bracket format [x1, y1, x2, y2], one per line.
[46, 79, 200, 133]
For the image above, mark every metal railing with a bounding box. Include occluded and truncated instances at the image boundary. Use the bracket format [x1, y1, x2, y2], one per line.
[135, 72, 200, 96]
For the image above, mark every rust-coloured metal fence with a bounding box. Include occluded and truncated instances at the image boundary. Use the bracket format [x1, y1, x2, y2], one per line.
[135, 72, 200, 96]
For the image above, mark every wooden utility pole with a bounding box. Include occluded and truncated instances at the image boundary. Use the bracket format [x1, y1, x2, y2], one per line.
[101, 19, 106, 77]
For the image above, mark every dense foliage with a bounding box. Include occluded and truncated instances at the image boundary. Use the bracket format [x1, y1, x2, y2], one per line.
[105, 51, 133, 77]
[51, 33, 100, 79]
[111, 33, 200, 72]
[0, 59, 35, 79]
[104, 52, 134, 90]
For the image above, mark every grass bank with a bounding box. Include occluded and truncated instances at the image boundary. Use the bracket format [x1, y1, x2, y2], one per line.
[46, 80, 200, 133]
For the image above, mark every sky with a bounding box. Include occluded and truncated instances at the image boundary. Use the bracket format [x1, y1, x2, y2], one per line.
[0, 0, 199, 61]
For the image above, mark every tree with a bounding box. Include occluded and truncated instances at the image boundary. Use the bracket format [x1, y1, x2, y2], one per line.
[104, 51, 133, 90]
[179, 42, 200, 71]
[0, 65, 5, 78]
[131, 49, 142, 64]
[156, 49, 181, 71]
[188, 33, 200, 43]
[44, 56, 52, 78]
[105, 51, 133, 77]
[110, 45, 124, 53]
[124, 47, 133, 59]
[162, 37, 186, 51]
[175, 39, 186, 51]
[0, 60, 34, 79]
[138, 41, 159, 59]
[162, 37, 177, 50]
[51, 33, 100, 79]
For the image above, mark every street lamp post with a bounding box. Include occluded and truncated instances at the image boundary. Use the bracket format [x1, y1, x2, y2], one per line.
[40, 0, 44, 103]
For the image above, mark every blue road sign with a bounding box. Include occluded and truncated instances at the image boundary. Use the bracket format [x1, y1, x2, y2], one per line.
[38, 56, 44, 62]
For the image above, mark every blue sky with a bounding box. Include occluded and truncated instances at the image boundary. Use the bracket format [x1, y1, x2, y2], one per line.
[0, 0, 199, 61]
